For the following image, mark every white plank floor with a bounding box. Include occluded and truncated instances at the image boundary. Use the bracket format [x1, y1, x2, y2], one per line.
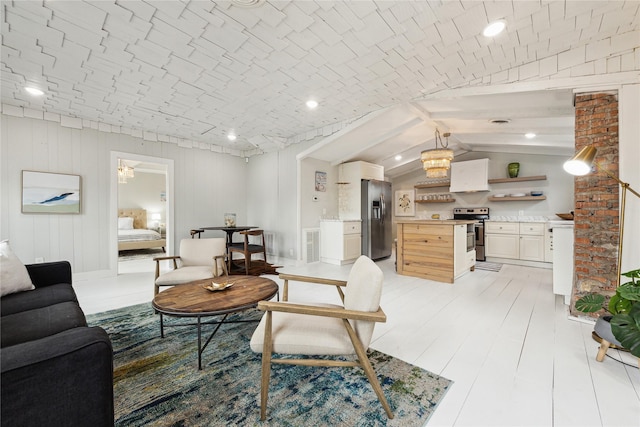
[74, 256, 640, 426]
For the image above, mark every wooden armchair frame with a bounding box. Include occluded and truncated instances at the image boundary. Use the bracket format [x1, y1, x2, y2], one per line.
[256, 273, 393, 420]
[153, 254, 228, 295]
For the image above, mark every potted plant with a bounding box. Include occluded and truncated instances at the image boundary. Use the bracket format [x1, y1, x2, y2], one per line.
[575, 268, 640, 358]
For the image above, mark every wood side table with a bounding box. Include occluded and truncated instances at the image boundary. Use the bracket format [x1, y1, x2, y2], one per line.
[152, 275, 279, 369]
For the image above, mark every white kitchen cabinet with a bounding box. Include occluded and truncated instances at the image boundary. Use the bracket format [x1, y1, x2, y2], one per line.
[485, 221, 519, 234]
[520, 235, 545, 261]
[485, 221, 546, 262]
[344, 234, 361, 261]
[485, 221, 519, 259]
[486, 233, 519, 259]
[454, 224, 476, 277]
[358, 162, 384, 181]
[519, 223, 545, 261]
[320, 220, 362, 265]
[552, 225, 574, 305]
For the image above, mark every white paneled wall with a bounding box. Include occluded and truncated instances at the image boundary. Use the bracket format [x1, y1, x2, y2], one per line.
[0, 114, 247, 274]
[118, 171, 166, 221]
[246, 139, 317, 260]
[299, 157, 339, 229]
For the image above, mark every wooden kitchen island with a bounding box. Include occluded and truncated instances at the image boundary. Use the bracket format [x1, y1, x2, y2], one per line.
[397, 220, 477, 283]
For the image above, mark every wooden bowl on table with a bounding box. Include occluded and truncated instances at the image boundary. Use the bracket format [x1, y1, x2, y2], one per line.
[555, 213, 574, 220]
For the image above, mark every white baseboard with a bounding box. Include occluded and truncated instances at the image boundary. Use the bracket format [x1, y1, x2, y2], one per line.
[485, 257, 552, 269]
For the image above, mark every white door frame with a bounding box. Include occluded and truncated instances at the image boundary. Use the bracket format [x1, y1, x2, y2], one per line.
[109, 151, 175, 275]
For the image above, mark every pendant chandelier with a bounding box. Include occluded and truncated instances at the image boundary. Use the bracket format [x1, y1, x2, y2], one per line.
[421, 129, 454, 178]
[117, 159, 135, 184]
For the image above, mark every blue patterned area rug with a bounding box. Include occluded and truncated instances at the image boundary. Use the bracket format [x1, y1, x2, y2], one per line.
[88, 303, 452, 426]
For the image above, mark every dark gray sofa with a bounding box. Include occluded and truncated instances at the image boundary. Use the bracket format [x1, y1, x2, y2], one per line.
[1, 261, 114, 427]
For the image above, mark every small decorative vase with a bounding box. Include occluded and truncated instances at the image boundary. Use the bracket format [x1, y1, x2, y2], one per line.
[508, 162, 520, 178]
[224, 213, 236, 227]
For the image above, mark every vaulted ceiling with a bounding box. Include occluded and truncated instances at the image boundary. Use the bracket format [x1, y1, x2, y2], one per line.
[2, 1, 638, 177]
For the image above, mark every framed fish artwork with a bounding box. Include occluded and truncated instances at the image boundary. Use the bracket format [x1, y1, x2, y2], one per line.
[21, 171, 81, 214]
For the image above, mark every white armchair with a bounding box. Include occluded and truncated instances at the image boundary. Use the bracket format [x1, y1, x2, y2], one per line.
[153, 238, 227, 295]
[250, 255, 393, 420]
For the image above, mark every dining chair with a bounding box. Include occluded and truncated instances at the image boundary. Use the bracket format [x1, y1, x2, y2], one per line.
[227, 229, 268, 274]
[249, 255, 393, 420]
[153, 238, 227, 295]
[190, 229, 204, 239]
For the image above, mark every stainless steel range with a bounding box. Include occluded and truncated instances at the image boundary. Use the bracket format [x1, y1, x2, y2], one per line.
[453, 207, 490, 261]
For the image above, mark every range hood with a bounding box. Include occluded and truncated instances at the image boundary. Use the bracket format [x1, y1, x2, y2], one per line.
[449, 159, 490, 193]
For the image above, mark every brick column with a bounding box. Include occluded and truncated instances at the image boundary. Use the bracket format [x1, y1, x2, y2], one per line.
[571, 92, 619, 315]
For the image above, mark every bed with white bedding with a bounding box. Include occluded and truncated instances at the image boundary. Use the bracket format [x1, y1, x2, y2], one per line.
[118, 208, 166, 251]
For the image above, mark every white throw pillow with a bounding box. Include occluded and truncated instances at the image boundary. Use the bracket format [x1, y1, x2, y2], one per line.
[118, 217, 134, 230]
[0, 240, 34, 297]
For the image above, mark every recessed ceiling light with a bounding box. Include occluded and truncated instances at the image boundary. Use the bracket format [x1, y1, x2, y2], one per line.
[525, 133, 536, 139]
[230, 0, 264, 8]
[227, 133, 237, 141]
[395, 155, 402, 161]
[483, 20, 506, 37]
[306, 100, 318, 109]
[25, 87, 44, 96]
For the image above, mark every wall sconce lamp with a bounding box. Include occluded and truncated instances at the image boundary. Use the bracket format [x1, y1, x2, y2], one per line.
[421, 129, 454, 178]
[563, 145, 640, 287]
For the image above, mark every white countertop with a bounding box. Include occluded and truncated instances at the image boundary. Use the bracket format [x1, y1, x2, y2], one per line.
[486, 216, 574, 227]
[488, 215, 551, 222]
[547, 220, 575, 228]
[396, 219, 477, 225]
[488, 215, 573, 223]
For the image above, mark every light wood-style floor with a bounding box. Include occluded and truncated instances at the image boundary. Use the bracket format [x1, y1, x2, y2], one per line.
[74, 256, 640, 426]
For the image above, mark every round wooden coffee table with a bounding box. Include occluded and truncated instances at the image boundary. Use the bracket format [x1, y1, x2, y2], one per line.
[152, 275, 279, 369]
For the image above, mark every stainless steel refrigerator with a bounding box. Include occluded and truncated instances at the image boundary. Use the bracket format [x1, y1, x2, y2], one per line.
[361, 179, 392, 260]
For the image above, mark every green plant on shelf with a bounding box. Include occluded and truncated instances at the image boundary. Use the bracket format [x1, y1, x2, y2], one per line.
[575, 268, 640, 357]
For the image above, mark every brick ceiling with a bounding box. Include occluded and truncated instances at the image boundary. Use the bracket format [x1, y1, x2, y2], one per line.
[1, 1, 638, 173]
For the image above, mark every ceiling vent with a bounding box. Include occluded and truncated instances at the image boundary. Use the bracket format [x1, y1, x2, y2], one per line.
[489, 119, 511, 124]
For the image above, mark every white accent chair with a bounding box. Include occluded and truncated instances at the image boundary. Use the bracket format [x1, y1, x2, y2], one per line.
[153, 238, 227, 296]
[250, 255, 393, 420]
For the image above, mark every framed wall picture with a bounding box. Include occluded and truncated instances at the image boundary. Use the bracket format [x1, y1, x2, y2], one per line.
[315, 171, 327, 192]
[395, 189, 415, 217]
[21, 170, 81, 214]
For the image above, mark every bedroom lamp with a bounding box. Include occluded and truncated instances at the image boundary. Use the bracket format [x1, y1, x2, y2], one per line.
[563, 145, 640, 287]
[421, 129, 454, 178]
[151, 213, 161, 228]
